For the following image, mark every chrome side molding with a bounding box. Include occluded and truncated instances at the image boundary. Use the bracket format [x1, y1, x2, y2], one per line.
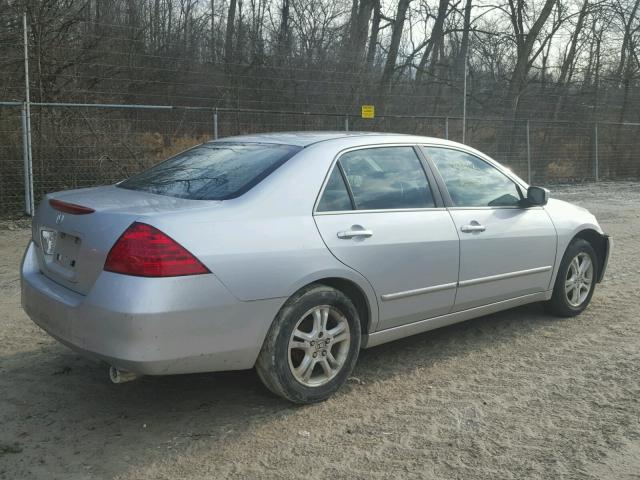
[363, 291, 552, 348]
[458, 266, 552, 288]
[381, 266, 552, 302]
[381, 282, 457, 301]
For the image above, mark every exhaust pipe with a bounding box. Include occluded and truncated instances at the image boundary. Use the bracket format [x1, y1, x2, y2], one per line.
[109, 365, 140, 384]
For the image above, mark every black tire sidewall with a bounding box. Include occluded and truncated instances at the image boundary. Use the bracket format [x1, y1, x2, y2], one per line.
[266, 285, 361, 403]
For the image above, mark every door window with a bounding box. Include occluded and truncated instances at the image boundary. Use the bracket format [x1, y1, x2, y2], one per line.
[425, 147, 522, 207]
[337, 147, 435, 210]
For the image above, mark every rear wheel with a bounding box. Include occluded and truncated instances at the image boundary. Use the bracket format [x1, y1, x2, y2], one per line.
[256, 284, 361, 404]
[546, 239, 598, 317]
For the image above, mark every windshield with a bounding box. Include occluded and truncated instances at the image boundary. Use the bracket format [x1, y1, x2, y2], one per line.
[118, 142, 301, 200]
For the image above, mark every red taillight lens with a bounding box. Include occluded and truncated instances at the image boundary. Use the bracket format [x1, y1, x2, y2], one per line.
[49, 198, 95, 215]
[104, 222, 210, 277]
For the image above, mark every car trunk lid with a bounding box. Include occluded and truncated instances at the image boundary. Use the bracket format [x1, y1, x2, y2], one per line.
[32, 185, 216, 295]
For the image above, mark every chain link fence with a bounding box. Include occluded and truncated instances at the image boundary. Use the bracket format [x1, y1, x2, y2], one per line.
[1, 102, 640, 218]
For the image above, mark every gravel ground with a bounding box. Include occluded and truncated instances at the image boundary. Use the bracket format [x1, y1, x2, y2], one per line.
[1, 182, 639, 480]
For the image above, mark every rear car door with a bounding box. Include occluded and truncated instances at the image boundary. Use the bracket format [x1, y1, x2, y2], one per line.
[423, 146, 557, 312]
[313, 145, 460, 331]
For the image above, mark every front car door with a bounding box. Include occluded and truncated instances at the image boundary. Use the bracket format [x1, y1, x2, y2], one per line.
[313, 145, 460, 331]
[423, 146, 557, 312]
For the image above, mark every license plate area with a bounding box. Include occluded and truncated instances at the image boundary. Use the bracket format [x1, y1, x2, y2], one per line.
[41, 229, 81, 280]
[54, 232, 81, 270]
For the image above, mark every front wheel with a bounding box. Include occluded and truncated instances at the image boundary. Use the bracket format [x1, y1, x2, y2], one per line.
[256, 284, 361, 404]
[546, 238, 598, 317]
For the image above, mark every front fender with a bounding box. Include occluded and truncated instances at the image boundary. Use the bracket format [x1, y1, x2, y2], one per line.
[544, 198, 610, 287]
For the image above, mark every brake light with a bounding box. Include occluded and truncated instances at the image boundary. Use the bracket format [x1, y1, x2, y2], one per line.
[49, 198, 95, 215]
[104, 222, 210, 277]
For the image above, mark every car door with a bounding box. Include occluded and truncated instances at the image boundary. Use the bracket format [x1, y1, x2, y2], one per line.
[423, 146, 557, 312]
[313, 145, 460, 331]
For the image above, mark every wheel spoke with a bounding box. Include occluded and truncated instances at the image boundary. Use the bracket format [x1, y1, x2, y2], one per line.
[312, 308, 322, 335]
[579, 256, 592, 275]
[573, 284, 580, 302]
[326, 351, 340, 369]
[293, 328, 313, 342]
[327, 322, 346, 338]
[296, 355, 315, 381]
[321, 307, 330, 332]
[565, 280, 574, 294]
[571, 257, 580, 276]
[319, 358, 333, 376]
[333, 332, 349, 344]
[289, 340, 307, 351]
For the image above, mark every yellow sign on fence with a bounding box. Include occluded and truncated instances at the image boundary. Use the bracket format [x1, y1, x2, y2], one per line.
[361, 105, 375, 119]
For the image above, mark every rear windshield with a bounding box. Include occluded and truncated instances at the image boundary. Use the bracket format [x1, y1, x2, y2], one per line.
[118, 142, 301, 200]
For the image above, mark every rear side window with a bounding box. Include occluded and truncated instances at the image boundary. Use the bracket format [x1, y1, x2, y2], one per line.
[118, 143, 301, 200]
[337, 147, 435, 210]
[317, 167, 353, 212]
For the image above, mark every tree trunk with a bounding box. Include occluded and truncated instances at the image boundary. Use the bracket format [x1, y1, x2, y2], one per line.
[507, 0, 557, 113]
[366, 0, 381, 69]
[416, 0, 449, 84]
[211, 0, 216, 62]
[381, 0, 411, 86]
[344, 0, 375, 65]
[224, 0, 237, 64]
[558, 0, 588, 86]
[615, 0, 640, 82]
[456, 0, 473, 80]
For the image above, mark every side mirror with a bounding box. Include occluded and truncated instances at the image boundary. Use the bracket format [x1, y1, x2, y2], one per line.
[527, 186, 549, 206]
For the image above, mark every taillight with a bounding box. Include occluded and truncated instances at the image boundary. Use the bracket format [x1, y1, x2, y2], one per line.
[104, 222, 210, 277]
[49, 198, 95, 214]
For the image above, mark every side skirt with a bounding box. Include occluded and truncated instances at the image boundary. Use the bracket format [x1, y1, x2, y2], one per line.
[361, 290, 552, 349]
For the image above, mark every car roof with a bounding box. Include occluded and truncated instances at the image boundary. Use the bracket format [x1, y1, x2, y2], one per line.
[209, 131, 466, 148]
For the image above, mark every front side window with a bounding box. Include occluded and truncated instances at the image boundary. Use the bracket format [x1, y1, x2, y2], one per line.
[118, 142, 301, 200]
[336, 147, 435, 210]
[425, 147, 522, 207]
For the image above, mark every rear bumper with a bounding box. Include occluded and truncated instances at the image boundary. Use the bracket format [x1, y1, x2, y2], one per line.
[21, 241, 284, 375]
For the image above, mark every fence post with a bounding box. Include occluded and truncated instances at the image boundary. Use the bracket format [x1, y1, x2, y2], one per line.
[213, 108, 219, 139]
[462, 53, 467, 144]
[594, 122, 599, 182]
[23, 12, 34, 216]
[526, 120, 531, 184]
[344, 115, 349, 132]
[445, 117, 449, 140]
[21, 103, 32, 215]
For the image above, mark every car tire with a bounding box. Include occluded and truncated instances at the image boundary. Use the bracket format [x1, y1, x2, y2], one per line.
[546, 238, 598, 317]
[256, 283, 361, 404]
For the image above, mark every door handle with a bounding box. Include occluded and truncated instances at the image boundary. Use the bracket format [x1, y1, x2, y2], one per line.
[337, 228, 373, 239]
[460, 223, 486, 233]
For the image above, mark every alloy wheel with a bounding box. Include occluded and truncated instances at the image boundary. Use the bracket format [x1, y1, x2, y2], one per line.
[565, 252, 594, 307]
[287, 305, 351, 387]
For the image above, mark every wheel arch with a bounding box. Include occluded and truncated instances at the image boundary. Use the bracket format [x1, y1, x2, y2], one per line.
[281, 272, 378, 336]
[311, 277, 373, 336]
[572, 228, 609, 283]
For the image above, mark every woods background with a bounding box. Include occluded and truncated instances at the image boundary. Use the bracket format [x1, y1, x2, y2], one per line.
[1, 0, 640, 216]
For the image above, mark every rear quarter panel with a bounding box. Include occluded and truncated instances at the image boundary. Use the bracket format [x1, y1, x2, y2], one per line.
[139, 141, 381, 331]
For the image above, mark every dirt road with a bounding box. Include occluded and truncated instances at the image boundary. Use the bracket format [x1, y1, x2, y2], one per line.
[1, 182, 639, 479]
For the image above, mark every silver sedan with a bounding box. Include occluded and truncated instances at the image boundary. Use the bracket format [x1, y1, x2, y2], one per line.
[21, 132, 611, 403]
